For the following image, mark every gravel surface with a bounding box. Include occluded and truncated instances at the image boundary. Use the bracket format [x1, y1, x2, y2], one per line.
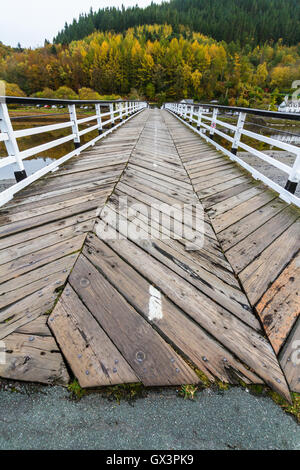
[0, 179, 14, 192]
[0, 386, 298, 450]
[238, 151, 300, 198]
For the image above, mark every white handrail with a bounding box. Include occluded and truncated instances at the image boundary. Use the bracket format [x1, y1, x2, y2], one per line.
[0, 100, 147, 206]
[165, 103, 300, 207]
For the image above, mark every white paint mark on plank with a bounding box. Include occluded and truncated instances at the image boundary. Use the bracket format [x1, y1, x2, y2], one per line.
[149, 285, 163, 321]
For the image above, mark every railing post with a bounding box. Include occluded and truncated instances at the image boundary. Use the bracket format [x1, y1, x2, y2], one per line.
[68, 104, 80, 149]
[231, 112, 246, 155]
[110, 103, 115, 127]
[197, 107, 203, 131]
[209, 108, 219, 140]
[285, 153, 300, 194]
[189, 105, 194, 124]
[0, 102, 27, 182]
[184, 105, 188, 120]
[119, 102, 123, 121]
[95, 104, 103, 135]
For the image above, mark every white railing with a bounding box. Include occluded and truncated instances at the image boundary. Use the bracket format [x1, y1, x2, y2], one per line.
[0, 97, 147, 206]
[165, 102, 300, 208]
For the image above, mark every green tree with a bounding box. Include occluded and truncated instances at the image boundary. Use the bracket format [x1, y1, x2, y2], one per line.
[145, 83, 155, 100]
[55, 86, 78, 100]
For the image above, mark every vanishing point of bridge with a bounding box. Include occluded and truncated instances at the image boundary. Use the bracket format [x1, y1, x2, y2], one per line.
[0, 101, 299, 401]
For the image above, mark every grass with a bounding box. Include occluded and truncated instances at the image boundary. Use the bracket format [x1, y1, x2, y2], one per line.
[68, 380, 86, 401]
[67, 380, 147, 404]
[179, 385, 198, 400]
[268, 390, 300, 423]
[101, 383, 147, 404]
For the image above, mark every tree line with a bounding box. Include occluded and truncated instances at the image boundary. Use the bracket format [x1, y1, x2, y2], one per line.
[1, 25, 299, 108]
[54, 0, 300, 47]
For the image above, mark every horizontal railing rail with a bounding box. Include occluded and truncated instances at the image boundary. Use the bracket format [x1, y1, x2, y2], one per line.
[0, 96, 147, 206]
[165, 102, 300, 208]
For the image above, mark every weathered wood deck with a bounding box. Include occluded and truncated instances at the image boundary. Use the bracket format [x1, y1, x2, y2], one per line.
[0, 109, 299, 400]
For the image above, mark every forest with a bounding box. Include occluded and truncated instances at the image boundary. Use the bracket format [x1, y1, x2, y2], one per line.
[1, 23, 299, 108]
[54, 0, 300, 47]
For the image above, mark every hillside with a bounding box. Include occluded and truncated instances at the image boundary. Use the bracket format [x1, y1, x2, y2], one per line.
[54, 0, 300, 46]
[1, 25, 299, 108]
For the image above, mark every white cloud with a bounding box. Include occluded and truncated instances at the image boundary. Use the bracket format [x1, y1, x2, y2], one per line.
[1, 0, 164, 48]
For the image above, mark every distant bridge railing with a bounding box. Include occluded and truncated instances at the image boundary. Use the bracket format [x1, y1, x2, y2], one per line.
[165, 102, 300, 208]
[0, 96, 147, 206]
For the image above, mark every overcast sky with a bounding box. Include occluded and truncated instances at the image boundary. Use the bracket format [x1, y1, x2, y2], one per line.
[1, 0, 164, 48]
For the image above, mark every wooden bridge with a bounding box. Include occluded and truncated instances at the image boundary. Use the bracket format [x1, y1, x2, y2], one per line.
[0, 102, 299, 401]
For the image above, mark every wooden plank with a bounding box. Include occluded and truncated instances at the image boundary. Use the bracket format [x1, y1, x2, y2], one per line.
[188, 160, 232, 173]
[2, 185, 111, 216]
[0, 333, 69, 385]
[124, 171, 194, 205]
[133, 152, 187, 173]
[194, 173, 245, 192]
[240, 220, 300, 305]
[0, 191, 106, 234]
[0, 234, 86, 284]
[95, 226, 290, 399]
[0, 278, 63, 340]
[0, 110, 149, 387]
[106, 195, 229, 271]
[280, 316, 300, 393]
[49, 285, 139, 388]
[256, 252, 300, 354]
[15, 170, 119, 198]
[0, 254, 78, 296]
[226, 206, 300, 273]
[218, 199, 286, 252]
[190, 164, 237, 180]
[129, 164, 192, 189]
[193, 168, 242, 187]
[185, 156, 226, 168]
[113, 184, 216, 243]
[133, 149, 183, 166]
[0, 220, 93, 266]
[207, 186, 264, 219]
[5, 183, 112, 210]
[83, 237, 263, 384]
[0, 268, 71, 311]
[69, 254, 199, 386]
[0, 198, 105, 239]
[212, 191, 276, 234]
[96, 212, 259, 330]
[0, 210, 96, 251]
[200, 182, 258, 210]
[125, 167, 195, 199]
[0, 190, 106, 225]
[16, 316, 52, 337]
[52, 162, 127, 178]
[197, 176, 250, 199]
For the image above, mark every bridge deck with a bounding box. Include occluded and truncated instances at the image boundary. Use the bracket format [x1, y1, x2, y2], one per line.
[0, 109, 299, 399]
